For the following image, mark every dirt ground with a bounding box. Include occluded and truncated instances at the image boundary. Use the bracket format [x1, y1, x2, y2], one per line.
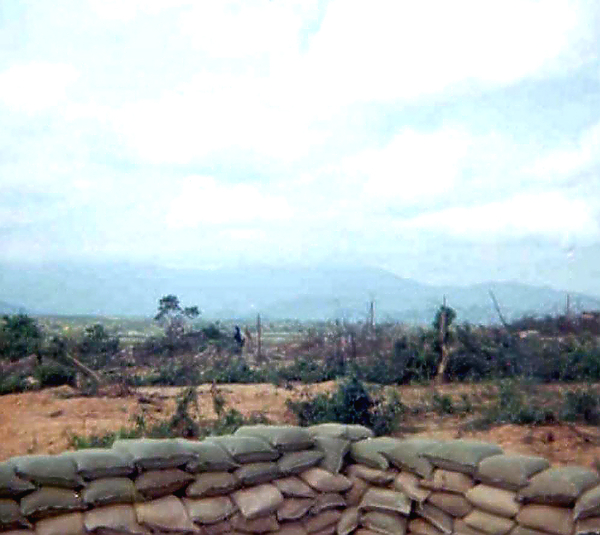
[1, 381, 600, 470]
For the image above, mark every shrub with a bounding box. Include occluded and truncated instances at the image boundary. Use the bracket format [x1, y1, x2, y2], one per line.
[561, 388, 600, 424]
[34, 362, 76, 388]
[0, 373, 29, 395]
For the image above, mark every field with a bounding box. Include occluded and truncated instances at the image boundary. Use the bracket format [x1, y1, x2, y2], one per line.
[3, 380, 600, 469]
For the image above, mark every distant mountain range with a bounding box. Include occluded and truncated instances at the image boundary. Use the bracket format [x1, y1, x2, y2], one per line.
[1, 261, 599, 324]
[0, 300, 26, 315]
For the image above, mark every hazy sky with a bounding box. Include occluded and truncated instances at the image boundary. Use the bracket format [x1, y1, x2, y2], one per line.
[2, 1, 600, 294]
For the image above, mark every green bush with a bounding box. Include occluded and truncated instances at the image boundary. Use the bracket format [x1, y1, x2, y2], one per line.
[34, 362, 76, 388]
[561, 388, 600, 424]
[0, 373, 29, 395]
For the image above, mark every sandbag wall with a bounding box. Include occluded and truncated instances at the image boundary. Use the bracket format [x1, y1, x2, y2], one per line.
[2, 424, 600, 535]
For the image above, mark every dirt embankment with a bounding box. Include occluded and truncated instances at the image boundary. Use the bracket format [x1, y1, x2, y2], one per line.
[1, 382, 600, 469]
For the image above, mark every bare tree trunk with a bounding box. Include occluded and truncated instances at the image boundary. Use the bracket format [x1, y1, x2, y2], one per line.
[434, 296, 448, 385]
[256, 313, 262, 362]
[64, 354, 102, 387]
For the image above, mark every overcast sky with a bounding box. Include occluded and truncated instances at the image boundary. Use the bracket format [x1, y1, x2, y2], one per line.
[2, 1, 600, 294]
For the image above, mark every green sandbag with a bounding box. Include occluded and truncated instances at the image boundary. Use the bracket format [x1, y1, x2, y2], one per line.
[62, 448, 134, 480]
[279, 451, 325, 476]
[10, 455, 83, 489]
[362, 510, 408, 535]
[314, 436, 350, 474]
[177, 439, 239, 472]
[204, 435, 280, 463]
[337, 506, 359, 535]
[308, 424, 374, 442]
[422, 441, 503, 475]
[82, 477, 139, 507]
[350, 438, 405, 471]
[134, 468, 194, 500]
[359, 488, 411, 517]
[185, 472, 240, 498]
[234, 462, 281, 486]
[0, 463, 35, 498]
[518, 466, 600, 506]
[112, 438, 195, 470]
[383, 439, 442, 478]
[0, 499, 31, 530]
[475, 454, 550, 491]
[20, 487, 84, 520]
[234, 425, 314, 452]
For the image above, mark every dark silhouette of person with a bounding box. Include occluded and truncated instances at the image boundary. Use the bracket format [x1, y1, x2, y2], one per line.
[234, 325, 245, 348]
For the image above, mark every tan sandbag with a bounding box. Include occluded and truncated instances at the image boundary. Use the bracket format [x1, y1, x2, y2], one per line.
[576, 486, 600, 521]
[475, 455, 549, 491]
[300, 468, 352, 493]
[422, 442, 502, 475]
[304, 510, 342, 533]
[135, 469, 194, 500]
[428, 492, 472, 517]
[314, 436, 351, 474]
[408, 518, 444, 535]
[273, 477, 317, 499]
[112, 439, 195, 471]
[279, 451, 325, 476]
[230, 512, 279, 533]
[311, 525, 337, 535]
[34, 512, 85, 535]
[20, 488, 84, 521]
[63, 449, 134, 480]
[421, 469, 474, 494]
[183, 496, 237, 524]
[393, 472, 430, 504]
[311, 493, 346, 514]
[518, 467, 600, 506]
[346, 465, 395, 486]
[279, 522, 308, 535]
[344, 476, 369, 507]
[359, 488, 411, 516]
[177, 439, 239, 473]
[134, 495, 198, 533]
[0, 499, 30, 530]
[232, 484, 284, 520]
[83, 477, 139, 507]
[516, 504, 573, 535]
[576, 516, 600, 535]
[277, 498, 314, 521]
[10, 455, 83, 489]
[462, 510, 514, 535]
[337, 506, 359, 535]
[361, 510, 407, 535]
[415, 503, 452, 534]
[205, 436, 280, 464]
[0, 464, 36, 498]
[84, 504, 149, 535]
[509, 526, 549, 535]
[355, 530, 380, 535]
[203, 519, 232, 535]
[465, 485, 519, 518]
[185, 471, 240, 498]
[382, 439, 442, 479]
[453, 519, 488, 535]
[235, 462, 281, 486]
[235, 426, 314, 452]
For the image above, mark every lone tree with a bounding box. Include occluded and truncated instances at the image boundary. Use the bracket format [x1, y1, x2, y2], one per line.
[0, 314, 43, 362]
[154, 295, 200, 342]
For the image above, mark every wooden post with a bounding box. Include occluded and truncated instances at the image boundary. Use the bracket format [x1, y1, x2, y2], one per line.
[434, 296, 448, 385]
[256, 313, 262, 362]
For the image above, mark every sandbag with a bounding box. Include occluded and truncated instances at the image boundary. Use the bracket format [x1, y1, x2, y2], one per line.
[205, 436, 279, 464]
[300, 468, 352, 493]
[203, 519, 232, 535]
[361, 511, 407, 535]
[34, 512, 85, 535]
[10, 455, 82, 489]
[0, 499, 30, 530]
[422, 441, 502, 475]
[509, 527, 549, 535]
[277, 498, 314, 521]
[20, 488, 84, 520]
[383, 439, 442, 479]
[230, 512, 279, 533]
[346, 465, 395, 486]
[393, 472, 430, 504]
[428, 492, 473, 517]
[112, 439, 195, 471]
[314, 436, 351, 474]
[0, 464, 36, 498]
[236, 462, 281, 486]
[518, 466, 599, 506]
[84, 504, 149, 535]
[344, 476, 369, 507]
[0, 530, 34, 535]
[359, 488, 411, 516]
[453, 519, 489, 535]
[475, 455, 549, 491]
[279, 451, 325, 476]
[465, 485, 519, 518]
[350, 438, 404, 471]
[185, 472, 240, 498]
[337, 506, 359, 535]
[304, 510, 342, 533]
[516, 504, 574, 535]
[408, 518, 444, 535]
[279, 522, 308, 535]
[311, 525, 337, 535]
[273, 477, 316, 499]
[415, 503, 453, 534]
[183, 496, 237, 524]
[135, 469, 194, 500]
[576, 486, 600, 520]
[576, 516, 600, 535]
[462, 510, 514, 535]
[178, 439, 239, 473]
[234, 426, 314, 452]
[311, 493, 346, 515]
[134, 495, 198, 534]
[421, 469, 474, 494]
[63, 449, 134, 480]
[232, 484, 284, 520]
[82, 477, 139, 507]
[307, 424, 374, 442]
